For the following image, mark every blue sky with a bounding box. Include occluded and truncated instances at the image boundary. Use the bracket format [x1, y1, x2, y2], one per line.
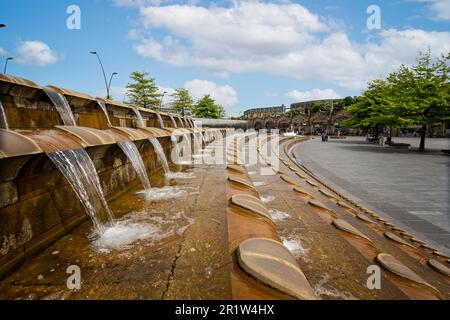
[1, 0, 449, 116]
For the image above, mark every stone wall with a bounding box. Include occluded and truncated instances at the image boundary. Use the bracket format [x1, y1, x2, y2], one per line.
[0, 74, 207, 278]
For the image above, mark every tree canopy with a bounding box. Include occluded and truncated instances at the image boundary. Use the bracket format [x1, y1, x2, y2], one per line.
[193, 95, 226, 119]
[126, 71, 162, 109]
[171, 88, 194, 115]
[345, 50, 450, 151]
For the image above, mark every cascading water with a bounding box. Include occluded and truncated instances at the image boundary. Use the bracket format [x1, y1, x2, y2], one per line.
[169, 115, 178, 128]
[47, 148, 115, 235]
[193, 133, 202, 153]
[171, 135, 182, 163]
[43, 87, 77, 126]
[132, 108, 146, 128]
[156, 112, 165, 128]
[182, 133, 192, 157]
[148, 137, 170, 174]
[118, 140, 152, 191]
[97, 101, 112, 127]
[0, 99, 8, 130]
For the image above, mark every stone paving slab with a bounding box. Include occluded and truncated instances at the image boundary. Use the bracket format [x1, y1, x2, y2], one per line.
[293, 137, 450, 254]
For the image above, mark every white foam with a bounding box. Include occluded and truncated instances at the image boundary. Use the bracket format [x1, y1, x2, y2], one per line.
[165, 172, 195, 179]
[282, 237, 309, 259]
[269, 209, 290, 221]
[261, 195, 275, 203]
[253, 181, 266, 187]
[313, 273, 358, 300]
[91, 211, 194, 253]
[137, 186, 187, 201]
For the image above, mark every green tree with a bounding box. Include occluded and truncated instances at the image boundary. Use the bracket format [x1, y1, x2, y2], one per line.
[345, 50, 450, 150]
[171, 88, 194, 115]
[126, 71, 161, 109]
[193, 94, 224, 119]
[345, 79, 410, 137]
[389, 50, 450, 151]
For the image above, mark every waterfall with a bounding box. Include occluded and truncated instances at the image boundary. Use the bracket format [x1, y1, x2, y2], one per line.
[171, 135, 181, 163]
[97, 101, 112, 127]
[148, 137, 170, 174]
[0, 99, 8, 130]
[118, 141, 151, 191]
[132, 108, 146, 128]
[182, 133, 192, 157]
[43, 87, 77, 126]
[156, 112, 165, 128]
[169, 114, 178, 128]
[179, 118, 185, 128]
[47, 148, 115, 235]
[193, 133, 202, 153]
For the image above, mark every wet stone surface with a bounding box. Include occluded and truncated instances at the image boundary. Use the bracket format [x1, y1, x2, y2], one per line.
[0, 164, 231, 300]
[237, 237, 317, 300]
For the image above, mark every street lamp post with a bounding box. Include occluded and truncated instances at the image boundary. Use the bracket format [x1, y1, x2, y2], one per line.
[90, 51, 111, 99]
[3, 57, 13, 74]
[159, 91, 167, 110]
[108, 72, 118, 99]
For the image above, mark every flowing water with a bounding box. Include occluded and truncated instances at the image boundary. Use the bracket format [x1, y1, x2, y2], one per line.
[97, 101, 112, 127]
[0, 99, 8, 130]
[193, 133, 202, 153]
[182, 134, 192, 157]
[43, 87, 77, 126]
[118, 140, 151, 191]
[171, 135, 182, 164]
[47, 148, 115, 235]
[156, 112, 165, 128]
[169, 115, 178, 128]
[148, 137, 170, 174]
[132, 108, 146, 128]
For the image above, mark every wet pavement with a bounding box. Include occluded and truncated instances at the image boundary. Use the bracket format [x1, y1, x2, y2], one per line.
[293, 137, 450, 254]
[0, 164, 231, 300]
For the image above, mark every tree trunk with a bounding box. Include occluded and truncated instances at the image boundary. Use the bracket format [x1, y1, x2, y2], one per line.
[419, 124, 426, 152]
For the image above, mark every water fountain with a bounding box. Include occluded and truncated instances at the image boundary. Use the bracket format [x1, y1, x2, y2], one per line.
[156, 112, 165, 128]
[47, 148, 115, 234]
[169, 114, 178, 128]
[118, 140, 152, 191]
[97, 101, 113, 127]
[43, 87, 77, 126]
[132, 107, 146, 128]
[97, 102, 152, 190]
[43, 88, 116, 233]
[148, 137, 170, 174]
[0, 99, 8, 130]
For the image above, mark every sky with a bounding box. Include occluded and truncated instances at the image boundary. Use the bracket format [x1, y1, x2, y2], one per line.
[0, 0, 449, 116]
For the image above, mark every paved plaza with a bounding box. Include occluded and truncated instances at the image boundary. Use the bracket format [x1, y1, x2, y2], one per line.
[293, 136, 450, 254]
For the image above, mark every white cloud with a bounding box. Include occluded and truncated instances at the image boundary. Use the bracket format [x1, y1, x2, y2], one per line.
[184, 79, 238, 111]
[158, 85, 176, 107]
[16, 41, 58, 66]
[114, 0, 162, 7]
[129, 1, 450, 90]
[420, 0, 450, 21]
[286, 88, 340, 102]
[0, 48, 6, 56]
